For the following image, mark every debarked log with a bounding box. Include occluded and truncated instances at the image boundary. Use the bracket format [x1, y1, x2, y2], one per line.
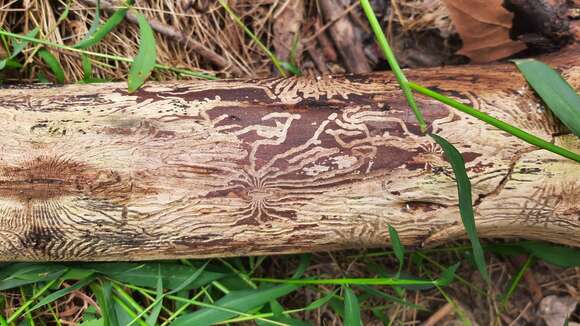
[0, 47, 578, 261]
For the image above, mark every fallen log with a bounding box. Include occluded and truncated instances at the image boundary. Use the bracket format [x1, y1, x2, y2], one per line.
[0, 47, 578, 261]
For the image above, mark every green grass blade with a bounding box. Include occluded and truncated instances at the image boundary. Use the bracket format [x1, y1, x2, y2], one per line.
[0, 265, 68, 291]
[82, 53, 92, 80]
[0, 263, 53, 281]
[358, 285, 424, 309]
[217, 0, 286, 76]
[30, 275, 96, 311]
[6, 277, 62, 323]
[166, 262, 208, 295]
[253, 267, 455, 287]
[86, 0, 101, 37]
[75, 0, 132, 49]
[302, 290, 338, 311]
[144, 266, 163, 326]
[79, 53, 107, 83]
[258, 301, 310, 326]
[359, 0, 426, 133]
[113, 295, 143, 326]
[409, 82, 580, 162]
[253, 277, 434, 286]
[0, 27, 39, 70]
[83, 262, 227, 290]
[281, 61, 301, 76]
[37, 48, 65, 83]
[91, 281, 119, 326]
[172, 284, 301, 326]
[371, 308, 390, 325]
[112, 285, 148, 326]
[343, 287, 362, 326]
[1, 58, 22, 70]
[518, 241, 580, 267]
[388, 225, 405, 276]
[79, 318, 105, 326]
[436, 263, 460, 286]
[291, 254, 311, 279]
[500, 255, 533, 307]
[329, 298, 345, 318]
[513, 59, 580, 137]
[10, 28, 40, 56]
[0, 29, 215, 80]
[127, 13, 156, 92]
[435, 285, 472, 325]
[430, 134, 489, 283]
[61, 268, 96, 281]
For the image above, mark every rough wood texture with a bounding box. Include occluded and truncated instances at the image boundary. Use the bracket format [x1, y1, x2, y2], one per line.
[0, 48, 578, 261]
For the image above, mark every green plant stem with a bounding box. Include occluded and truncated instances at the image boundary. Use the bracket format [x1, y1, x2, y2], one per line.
[217, 0, 286, 76]
[408, 82, 580, 162]
[435, 285, 472, 326]
[113, 295, 149, 326]
[114, 281, 284, 326]
[7, 279, 60, 323]
[359, 0, 426, 133]
[252, 277, 436, 286]
[0, 30, 216, 80]
[500, 255, 534, 307]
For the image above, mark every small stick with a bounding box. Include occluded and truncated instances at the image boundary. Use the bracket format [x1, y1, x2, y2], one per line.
[422, 303, 453, 326]
[319, 0, 371, 73]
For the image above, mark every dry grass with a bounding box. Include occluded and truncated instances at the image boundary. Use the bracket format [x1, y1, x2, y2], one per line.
[1, 0, 293, 81]
[0, 0, 460, 82]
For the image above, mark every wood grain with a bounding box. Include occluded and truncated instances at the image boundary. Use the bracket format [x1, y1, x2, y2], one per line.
[0, 48, 578, 261]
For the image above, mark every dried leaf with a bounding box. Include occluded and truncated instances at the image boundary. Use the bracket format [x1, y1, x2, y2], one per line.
[441, 0, 526, 62]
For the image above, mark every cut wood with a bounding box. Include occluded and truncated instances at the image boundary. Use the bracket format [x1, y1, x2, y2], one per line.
[0, 47, 578, 261]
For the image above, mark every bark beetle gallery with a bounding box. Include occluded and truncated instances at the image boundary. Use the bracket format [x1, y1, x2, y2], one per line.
[0, 48, 578, 261]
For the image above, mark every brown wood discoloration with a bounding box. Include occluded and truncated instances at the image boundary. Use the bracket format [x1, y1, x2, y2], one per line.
[0, 48, 578, 261]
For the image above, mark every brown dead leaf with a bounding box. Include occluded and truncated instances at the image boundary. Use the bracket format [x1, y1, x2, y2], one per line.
[273, 0, 304, 63]
[441, 0, 527, 62]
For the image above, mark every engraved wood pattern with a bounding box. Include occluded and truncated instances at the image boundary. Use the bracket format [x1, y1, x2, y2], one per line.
[0, 48, 578, 261]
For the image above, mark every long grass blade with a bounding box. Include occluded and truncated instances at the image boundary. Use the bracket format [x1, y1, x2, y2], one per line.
[0, 30, 215, 80]
[0, 28, 39, 70]
[254, 263, 458, 287]
[518, 241, 580, 268]
[343, 287, 362, 326]
[388, 225, 405, 276]
[500, 255, 533, 307]
[409, 82, 580, 162]
[127, 13, 156, 92]
[217, 0, 286, 76]
[359, 0, 426, 132]
[30, 275, 96, 312]
[144, 265, 163, 326]
[430, 134, 489, 283]
[37, 48, 65, 83]
[75, 0, 132, 49]
[172, 284, 301, 326]
[83, 262, 226, 290]
[513, 59, 580, 137]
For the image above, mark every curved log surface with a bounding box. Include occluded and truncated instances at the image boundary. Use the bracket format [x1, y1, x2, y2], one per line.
[0, 48, 578, 261]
